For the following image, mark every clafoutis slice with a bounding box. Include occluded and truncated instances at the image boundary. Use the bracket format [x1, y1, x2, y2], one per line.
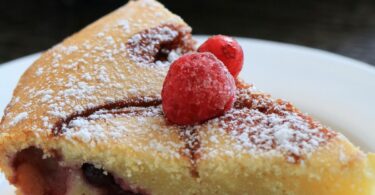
[0, 0, 374, 194]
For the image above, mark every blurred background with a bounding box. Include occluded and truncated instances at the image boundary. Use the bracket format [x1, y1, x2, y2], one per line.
[0, 0, 374, 65]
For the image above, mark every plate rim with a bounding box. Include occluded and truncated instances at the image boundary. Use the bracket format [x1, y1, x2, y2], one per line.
[1, 36, 375, 194]
[1, 36, 375, 74]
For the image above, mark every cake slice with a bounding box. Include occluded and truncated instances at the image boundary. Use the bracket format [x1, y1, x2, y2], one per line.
[0, 0, 374, 194]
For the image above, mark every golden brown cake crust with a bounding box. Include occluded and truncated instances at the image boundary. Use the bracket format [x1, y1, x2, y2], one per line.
[0, 0, 374, 194]
[0, 0, 192, 136]
[0, 0, 198, 193]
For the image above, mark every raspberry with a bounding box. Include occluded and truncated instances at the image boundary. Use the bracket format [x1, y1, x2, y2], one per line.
[198, 35, 244, 77]
[162, 52, 236, 125]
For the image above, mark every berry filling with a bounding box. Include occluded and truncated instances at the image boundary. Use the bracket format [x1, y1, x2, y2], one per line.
[12, 147, 69, 195]
[82, 163, 144, 195]
[11, 147, 146, 195]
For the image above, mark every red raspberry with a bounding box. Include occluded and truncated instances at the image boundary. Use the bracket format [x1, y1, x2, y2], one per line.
[198, 35, 244, 77]
[162, 52, 236, 125]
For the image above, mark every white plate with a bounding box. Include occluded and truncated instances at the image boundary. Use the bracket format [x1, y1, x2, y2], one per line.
[0, 36, 374, 193]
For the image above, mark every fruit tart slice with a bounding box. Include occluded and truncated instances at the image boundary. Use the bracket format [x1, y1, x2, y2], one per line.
[0, 0, 374, 195]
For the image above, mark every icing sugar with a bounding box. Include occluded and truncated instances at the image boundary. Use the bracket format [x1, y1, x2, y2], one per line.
[2, 3, 335, 163]
[9, 112, 28, 127]
[59, 87, 336, 163]
[126, 25, 190, 66]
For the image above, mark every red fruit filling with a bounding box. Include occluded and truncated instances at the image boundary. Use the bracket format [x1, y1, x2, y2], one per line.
[12, 147, 69, 195]
[198, 35, 244, 77]
[82, 163, 144, 195]
[162, 52, 236, 125]
[11, 147, 145, 195]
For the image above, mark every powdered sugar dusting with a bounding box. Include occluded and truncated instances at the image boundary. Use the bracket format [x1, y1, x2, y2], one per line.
[63, 105, 183, 159]
[126, 25, 194, 67]
[154, 49, 182, 67]
[58, 86, 336, 163]
[35, 67, 44, 76]
[200, 87, 337, 163]
[9, 112, 28, 127]
[61, 45, 79, 55]
[1, 0, 335, 164]
[1, 0, 198, 163]
[339, 146, 349, 163]
[117, 19, 131, 33]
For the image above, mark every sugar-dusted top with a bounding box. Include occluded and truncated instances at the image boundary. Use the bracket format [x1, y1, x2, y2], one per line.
[61, 85, 337, 164]
[0, 0, 193, 137]
[0, 0, 336, 167]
